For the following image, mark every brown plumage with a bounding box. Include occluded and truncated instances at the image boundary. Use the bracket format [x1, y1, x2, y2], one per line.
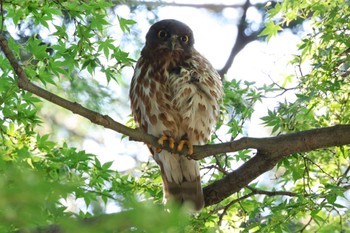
[129, 19, 223, 210]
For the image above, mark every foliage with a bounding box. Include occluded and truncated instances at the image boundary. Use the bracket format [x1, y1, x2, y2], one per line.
[0, 0, 349, 232]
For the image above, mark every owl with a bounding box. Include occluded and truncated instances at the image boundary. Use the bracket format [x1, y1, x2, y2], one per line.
[129, 19, 223, 210]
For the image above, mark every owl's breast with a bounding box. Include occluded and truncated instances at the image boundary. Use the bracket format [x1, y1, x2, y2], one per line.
[168, 66, 222, 144]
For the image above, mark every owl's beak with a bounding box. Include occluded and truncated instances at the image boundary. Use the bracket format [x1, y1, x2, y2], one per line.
[168, 36, 178, 51]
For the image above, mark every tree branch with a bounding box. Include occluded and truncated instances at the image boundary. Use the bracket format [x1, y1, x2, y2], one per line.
[218, 0, 259, 77]
[202, 124, 350, 206]
[246, 186, 300, 197]
[1, 33, 350, 208]
[218, 192, 254, 225]
[127, 1, 244, 11]
[0, 33, 159, 149]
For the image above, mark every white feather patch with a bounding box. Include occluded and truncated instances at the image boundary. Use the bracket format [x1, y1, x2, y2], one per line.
[155, 150, 199, 184]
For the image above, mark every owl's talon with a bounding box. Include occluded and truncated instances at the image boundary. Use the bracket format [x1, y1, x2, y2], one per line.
[157, 135, 175, 149]
[169, 138, 175, 149]
[177, 140, 185, 152]
[177, 140, 194, 155]
[158, 135, 168, 145]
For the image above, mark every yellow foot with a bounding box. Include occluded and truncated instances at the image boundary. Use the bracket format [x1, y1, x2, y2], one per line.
[157, 135, 175, 149]
[177, 139, 194, 155]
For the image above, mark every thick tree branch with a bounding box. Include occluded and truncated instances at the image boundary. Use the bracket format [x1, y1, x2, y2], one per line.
[193, 124, 350, 160]
[1, 34, 350, 207]
[202, 124, 350, 206]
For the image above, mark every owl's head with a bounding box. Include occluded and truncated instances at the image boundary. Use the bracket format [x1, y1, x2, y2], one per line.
[143, 19, 195, 56]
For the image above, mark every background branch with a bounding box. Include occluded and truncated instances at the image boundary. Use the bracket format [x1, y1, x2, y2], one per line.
[218, 0, 260, 77]
[127, 1, 245, 11]
[130, 0, 262, 78]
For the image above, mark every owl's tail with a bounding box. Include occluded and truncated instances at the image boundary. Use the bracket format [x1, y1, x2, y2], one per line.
[154, 150, 204, 211]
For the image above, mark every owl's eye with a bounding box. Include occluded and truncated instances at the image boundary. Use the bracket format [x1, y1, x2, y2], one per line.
[180, 35, 189, 43]
[157, 30, 168, 38]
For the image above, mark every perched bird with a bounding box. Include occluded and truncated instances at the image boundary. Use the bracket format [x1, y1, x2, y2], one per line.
[129, 19, 223, 210]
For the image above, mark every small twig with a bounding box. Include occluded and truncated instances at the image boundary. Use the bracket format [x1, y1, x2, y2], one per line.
[333, 207, 343, 232]
[302, 156, 313, 194]
[218, 192, 254, 225]
[263, 73, 299, 98]
[338, 165, 350, 186]
[246, 186, 301, 197]
[202, 165, 229, 175]
[302, 155, 337, 183]
[298, 217, 313, 232]
[218, 185, 306, 225]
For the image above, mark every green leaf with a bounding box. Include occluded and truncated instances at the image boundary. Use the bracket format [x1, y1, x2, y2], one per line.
[36, 134, 56, 151]
[118, 17, 136, 32]
[102, 161, 113, 170]
[259, 21, 283, 41]
[27, 37, 49, 60]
